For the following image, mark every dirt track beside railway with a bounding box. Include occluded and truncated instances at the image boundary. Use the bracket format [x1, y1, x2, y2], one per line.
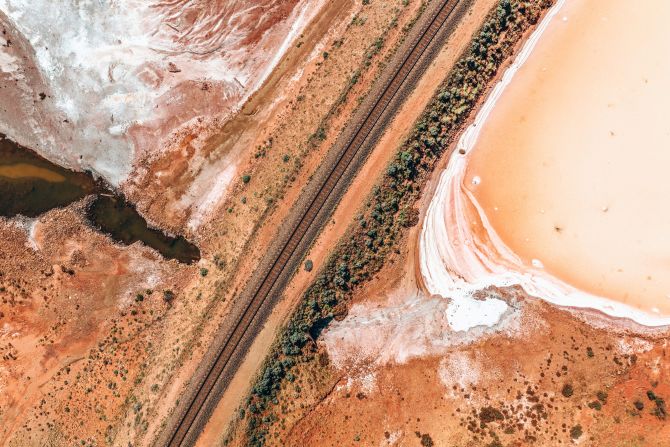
[156, 0, 475, 445]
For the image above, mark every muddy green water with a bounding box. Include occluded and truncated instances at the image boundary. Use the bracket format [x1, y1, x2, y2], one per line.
[0, 134, 200, 264]
[88, 195, 201, 264]
[0, 134, 97, 216]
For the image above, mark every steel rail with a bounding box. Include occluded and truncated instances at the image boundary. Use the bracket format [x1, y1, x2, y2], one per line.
[161, 0, 466, 445]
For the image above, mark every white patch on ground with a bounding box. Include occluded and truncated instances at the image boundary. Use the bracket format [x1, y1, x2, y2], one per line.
[616, 337, 654, 355]
[26, 218, 39, 250]
[446, 293, 509, 332]
[111, 252, 176, 308]
[0, 0, 324, 189]
[336, 369, 378, 395]
[144, 272, 162, 290]
[0, 41, 20, 73]
[183, 151, 239, 232]
[379, 430, 402, 446]
[322, 289, 523, 369]
[358, 371, 377, 394]
[437, 351, 481, 391]
[437, 351, 504, 401]
[7, 216, 40, 250]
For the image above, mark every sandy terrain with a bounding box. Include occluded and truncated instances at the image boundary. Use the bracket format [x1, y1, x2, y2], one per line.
[219, 1, 670, 446]
[200, 2, 502, 444]
[0, 0, 422, 444]
[6, 0, 669, 446]
[308, 288, 670, 446]
[256, 211, 670, 446]
[125, 1, 431, 445]
[0, 203, 194, 445]
[422, 0, 670, 323]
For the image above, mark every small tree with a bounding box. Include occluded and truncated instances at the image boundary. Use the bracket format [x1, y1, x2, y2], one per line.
[570, 425, 583, 440]
[561, 384, 574, 398]
[163, 290, 175, 304]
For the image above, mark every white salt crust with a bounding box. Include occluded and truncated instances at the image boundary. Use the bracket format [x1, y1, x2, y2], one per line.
[420, 0, 670, 329]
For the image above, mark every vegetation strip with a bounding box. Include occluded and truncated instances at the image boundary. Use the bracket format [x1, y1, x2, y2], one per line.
[158, 0, 471, 445]
[236, 1, 554, 445]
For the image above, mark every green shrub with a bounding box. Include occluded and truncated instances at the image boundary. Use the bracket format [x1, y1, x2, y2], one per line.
[596, 390, 608, 403]
[570, 425, 583, 439]
[241, 1, 555, 444]
[163, 290, 175, 303]
[561, 384, 573, 398]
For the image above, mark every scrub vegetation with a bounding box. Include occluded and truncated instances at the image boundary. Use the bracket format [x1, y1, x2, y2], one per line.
[231, 0, 555, 445]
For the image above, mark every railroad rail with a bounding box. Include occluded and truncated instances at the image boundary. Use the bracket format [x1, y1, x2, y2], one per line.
[159, 0, 470, 445]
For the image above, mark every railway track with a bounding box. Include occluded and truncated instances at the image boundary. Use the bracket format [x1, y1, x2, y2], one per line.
[160, 0, 468, 445]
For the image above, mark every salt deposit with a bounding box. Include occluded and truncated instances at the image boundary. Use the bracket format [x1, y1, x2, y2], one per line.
[420, 0, 670, 327]
[0, 0, 323, 186]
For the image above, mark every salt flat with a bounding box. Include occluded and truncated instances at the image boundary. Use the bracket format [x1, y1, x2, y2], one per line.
[422, 0, 670, 323]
